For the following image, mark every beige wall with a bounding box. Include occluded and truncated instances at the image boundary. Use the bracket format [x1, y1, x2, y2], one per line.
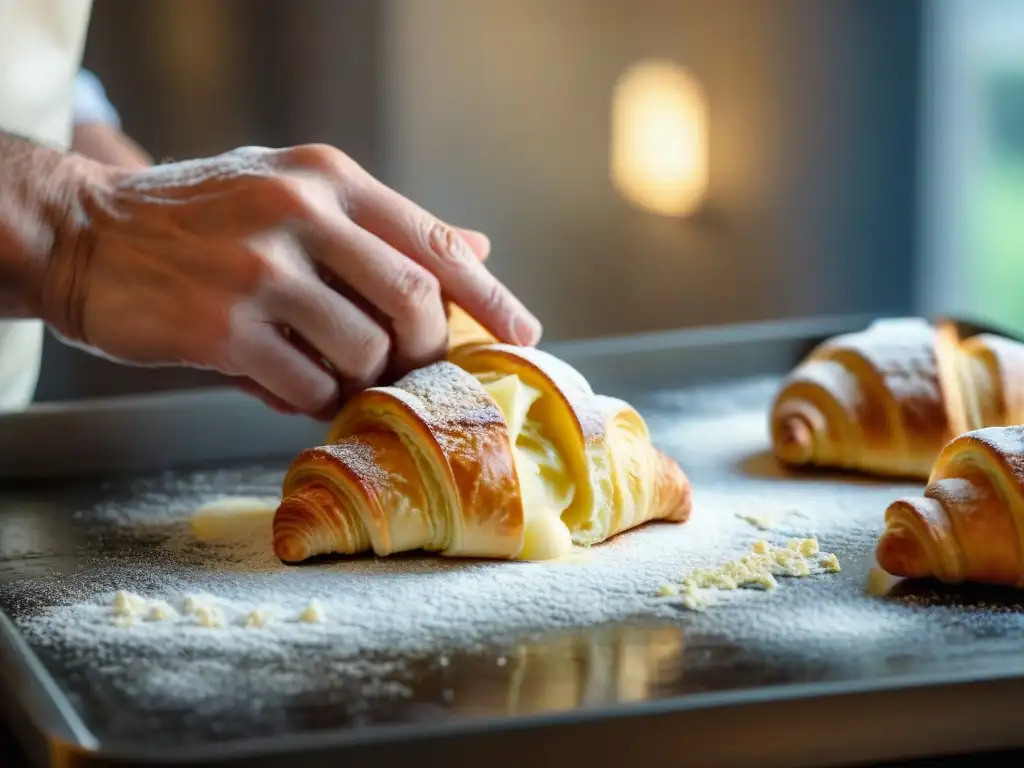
[380, 0, 920, 340]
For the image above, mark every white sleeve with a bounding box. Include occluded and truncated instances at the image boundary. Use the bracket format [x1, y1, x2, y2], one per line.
[72, 69, 122, 129]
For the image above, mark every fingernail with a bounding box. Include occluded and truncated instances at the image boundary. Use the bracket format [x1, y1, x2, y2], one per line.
[513, 314, 543, 346]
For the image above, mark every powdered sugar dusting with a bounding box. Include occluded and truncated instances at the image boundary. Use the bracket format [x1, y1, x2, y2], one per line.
[308, 439, 392, 489]
[395, 361, 504, 437]
[5, 375, 1024, 750]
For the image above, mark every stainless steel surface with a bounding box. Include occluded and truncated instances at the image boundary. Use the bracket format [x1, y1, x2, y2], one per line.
[2, 313, 1023, 767]
[0, 389, 326, 482]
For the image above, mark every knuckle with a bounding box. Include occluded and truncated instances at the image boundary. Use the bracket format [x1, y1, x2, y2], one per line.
[282, 143, 355, 175]
[392, 267, 440, 316]
[245, 237, 310, 297]
[422, 219, 472, 265]
[258, 176, 307, 217]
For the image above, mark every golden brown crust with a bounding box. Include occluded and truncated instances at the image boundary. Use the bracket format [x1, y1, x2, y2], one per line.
[771, 318, 1024, 479]
[274, 333, 691, 563]
[652, 449, 693, 525]
[877, 426, 1024, 586]
[274, 362, 525, 562]
[958, 333, 1024, 427]
[770, 318, 948, 478]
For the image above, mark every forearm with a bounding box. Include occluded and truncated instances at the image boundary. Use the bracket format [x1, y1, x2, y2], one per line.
[72, 123, 152, 169]
[71, 69, 151, 170]
[0, 130, 88, 318]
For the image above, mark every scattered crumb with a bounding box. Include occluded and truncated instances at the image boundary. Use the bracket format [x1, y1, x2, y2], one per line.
[146, 601, 177, 622]
[181, 594, 214, 614]
[798, 538, 820, 557]
[112, 590, 148, 618]
[662, 537, 839, 609]
[193, 605, 224, 628]
[298, 599, 325, 624]
[680, 580, 710, 611]
[243, 608, 273, 629]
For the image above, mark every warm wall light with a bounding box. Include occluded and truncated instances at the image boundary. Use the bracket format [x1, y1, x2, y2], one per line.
[610, 59, 709, 217]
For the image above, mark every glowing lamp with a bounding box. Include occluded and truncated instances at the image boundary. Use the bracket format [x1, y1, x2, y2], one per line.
[610, 60, 709, 217]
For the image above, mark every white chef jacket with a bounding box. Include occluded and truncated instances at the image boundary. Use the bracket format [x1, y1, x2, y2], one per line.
[0, 0, 94, 410]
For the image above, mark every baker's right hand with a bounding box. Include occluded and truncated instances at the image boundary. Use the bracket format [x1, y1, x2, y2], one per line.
[41, 145, 542, 418]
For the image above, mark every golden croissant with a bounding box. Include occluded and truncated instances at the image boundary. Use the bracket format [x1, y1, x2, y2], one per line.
[769, 317, 1024, 478]
[273, 338, 691, 563]
[877, 426, 1024, 586]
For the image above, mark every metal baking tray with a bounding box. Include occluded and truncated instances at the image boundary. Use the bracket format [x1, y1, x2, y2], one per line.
[3, 313, 1024, 768]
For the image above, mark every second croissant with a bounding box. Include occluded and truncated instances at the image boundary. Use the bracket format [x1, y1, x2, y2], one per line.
[769, 317, 1024, 478]
[273, 342, 692, 564]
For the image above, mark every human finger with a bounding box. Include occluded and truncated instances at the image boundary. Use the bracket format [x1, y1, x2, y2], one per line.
[228, 322, 340, 416]
[302, 215, 448, 373]
[350, 184, 541, 347]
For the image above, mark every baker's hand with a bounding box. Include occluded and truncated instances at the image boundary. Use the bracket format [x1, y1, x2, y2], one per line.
[42, 145, 541, 418]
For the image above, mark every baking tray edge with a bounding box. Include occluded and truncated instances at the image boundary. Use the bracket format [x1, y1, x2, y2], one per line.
[4, 311, 1020, 767]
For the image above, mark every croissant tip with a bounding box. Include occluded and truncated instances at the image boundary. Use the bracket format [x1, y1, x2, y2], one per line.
[273, 534, 310, 564]
[875, 524, 931, 580]
[272, 493, 322, 564]
[774, 415, 815, 465]
[654, 450, 692, 523]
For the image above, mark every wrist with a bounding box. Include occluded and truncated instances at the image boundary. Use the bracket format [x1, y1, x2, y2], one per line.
[35, 153, 116, 336]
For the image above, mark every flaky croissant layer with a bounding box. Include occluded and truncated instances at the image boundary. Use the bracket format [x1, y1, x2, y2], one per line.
[877, 426, 1024, 587]
[273, 341, 691, 564]
[770, 317, 1024, 479]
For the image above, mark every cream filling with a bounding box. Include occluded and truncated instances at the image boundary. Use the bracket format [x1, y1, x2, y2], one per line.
[189, 496, 278, 543]
[480, 374, 576, 560]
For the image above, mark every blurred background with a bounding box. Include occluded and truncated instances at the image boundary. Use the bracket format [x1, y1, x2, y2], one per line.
[33, 0, 1024, 401]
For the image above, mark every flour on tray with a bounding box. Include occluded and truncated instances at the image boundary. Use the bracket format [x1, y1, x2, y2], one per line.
[6, 377, 926, 715]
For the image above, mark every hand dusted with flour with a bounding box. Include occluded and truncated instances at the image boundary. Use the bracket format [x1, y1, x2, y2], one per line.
[273, 342, 691, 563]
[770, 318, 1024, 479]
[878, 425, 1024, 587]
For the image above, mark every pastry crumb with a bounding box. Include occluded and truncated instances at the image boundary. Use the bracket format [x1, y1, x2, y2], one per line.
[243, 608, 273, 628]
[656, 583, 679, 597]
[193, 605, 224, 628]
[112, 590, 148, 618]
[675, 538, 838, 607]
[681, 592, 708, 611]
[298, 599, 325, 624]
[146, 601, 177, 622]
[799, 538, 820, 557]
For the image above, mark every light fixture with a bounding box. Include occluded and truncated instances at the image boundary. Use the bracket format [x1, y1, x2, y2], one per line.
[610, 59, 709, 218]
